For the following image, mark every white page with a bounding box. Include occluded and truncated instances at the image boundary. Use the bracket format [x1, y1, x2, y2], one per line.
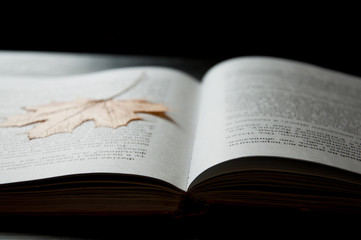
[0, 67, 200, 191]
[188, 57, 361, 187]
[0, 51, 138, 76]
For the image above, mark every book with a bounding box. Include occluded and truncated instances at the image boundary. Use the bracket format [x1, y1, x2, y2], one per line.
[1, 55, 361, 215]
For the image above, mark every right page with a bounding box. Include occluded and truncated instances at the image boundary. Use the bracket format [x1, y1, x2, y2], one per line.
[188, 56, 361, 188]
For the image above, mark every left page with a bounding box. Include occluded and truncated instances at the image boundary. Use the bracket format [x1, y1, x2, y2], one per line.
[0, 67, 200, 191]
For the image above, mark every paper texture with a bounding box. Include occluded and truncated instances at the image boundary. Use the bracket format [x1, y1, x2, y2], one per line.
[0, 67, 199, 190]
[188, 57, 361, 187]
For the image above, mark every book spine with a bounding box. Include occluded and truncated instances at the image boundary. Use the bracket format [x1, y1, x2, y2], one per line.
[174, 192, 210, 218]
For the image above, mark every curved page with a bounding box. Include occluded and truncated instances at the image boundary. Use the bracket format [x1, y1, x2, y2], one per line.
[0, 67, 200, 191]
[188, 57, 361, 188]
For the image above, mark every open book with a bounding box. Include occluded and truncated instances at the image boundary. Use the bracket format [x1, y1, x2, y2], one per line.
[1, 56, 361, 214]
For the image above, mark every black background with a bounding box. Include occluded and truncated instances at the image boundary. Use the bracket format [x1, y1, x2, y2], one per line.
[2, 10, 361, 78]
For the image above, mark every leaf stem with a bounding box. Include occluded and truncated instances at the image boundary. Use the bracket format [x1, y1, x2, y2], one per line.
[106, 71, 146, 100]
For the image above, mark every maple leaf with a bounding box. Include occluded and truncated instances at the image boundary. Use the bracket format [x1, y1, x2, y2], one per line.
[0, 73, 170, 140]
[0, 98, 168, 140]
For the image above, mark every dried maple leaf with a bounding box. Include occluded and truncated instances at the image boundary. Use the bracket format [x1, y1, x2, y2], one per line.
[0, 72, 169, 140]
[0, 98, 168, 140]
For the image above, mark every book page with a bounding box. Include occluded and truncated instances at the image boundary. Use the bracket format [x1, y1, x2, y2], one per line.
[188, 57, 361, 187]
[0, 51, 124, 76]
[0, 67, 199, 191]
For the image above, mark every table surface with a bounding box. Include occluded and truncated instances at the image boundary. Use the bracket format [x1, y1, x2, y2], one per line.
[0, 51, 359, 239]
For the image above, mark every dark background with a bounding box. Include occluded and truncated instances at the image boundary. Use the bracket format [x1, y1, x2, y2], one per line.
[2, 12, 361, 78]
